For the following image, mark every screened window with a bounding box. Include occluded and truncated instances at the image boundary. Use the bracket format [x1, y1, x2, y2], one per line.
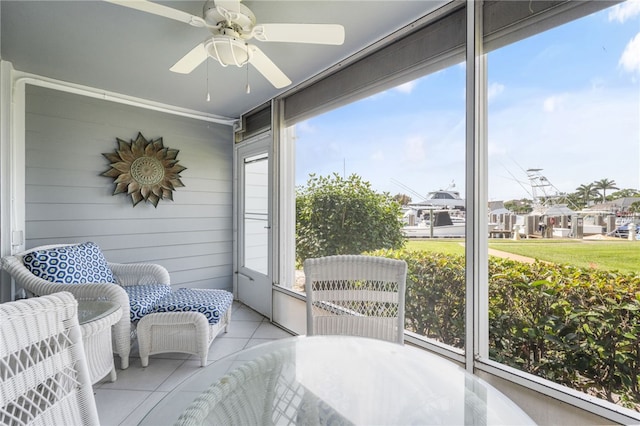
[287, 63, 467, 351]
[485, 1, 640, 413]
[269, 0, 640, 422]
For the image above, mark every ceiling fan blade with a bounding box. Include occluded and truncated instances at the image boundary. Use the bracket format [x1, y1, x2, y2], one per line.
[170, 43, 208, 74]
[104, 0, 206, 27]
[253, 24, 345, 45]
[248, 45, 292, 89]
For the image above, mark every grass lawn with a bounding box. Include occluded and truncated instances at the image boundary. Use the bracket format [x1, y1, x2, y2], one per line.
[405, 238, 640, 275]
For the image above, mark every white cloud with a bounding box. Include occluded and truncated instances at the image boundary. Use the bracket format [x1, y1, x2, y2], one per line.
[488, 88, 640, 200]
[395, 81, 417, 94]
[365, 91, 388, 101]
[296, 120, 316, 134]
[590, 77, 606, 91]
[367, 80, 417, 100]
[488, 82, 505, 102]
[488, 141, 507, 157]
[370, 149, 385, 161]
[608, 0, 640, 23]
[619, 32, 640, 74]
[543, 95, 565, 112]
[404, 136, 427, 162]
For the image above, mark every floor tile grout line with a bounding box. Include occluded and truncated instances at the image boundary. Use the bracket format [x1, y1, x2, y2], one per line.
[153, 357, 190, 392]
[117, 389, 167, 426]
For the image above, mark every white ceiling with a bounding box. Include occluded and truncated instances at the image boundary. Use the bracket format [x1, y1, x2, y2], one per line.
[1, 1, 446, 120]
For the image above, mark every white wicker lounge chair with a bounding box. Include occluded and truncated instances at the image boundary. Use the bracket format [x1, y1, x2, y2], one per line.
[304, 255, 408, 344]
[0, 291, 100, 426]
[1, 243, 171, 369]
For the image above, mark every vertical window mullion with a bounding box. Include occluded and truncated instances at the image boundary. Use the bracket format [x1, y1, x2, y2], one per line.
[464, 0, 488, 372]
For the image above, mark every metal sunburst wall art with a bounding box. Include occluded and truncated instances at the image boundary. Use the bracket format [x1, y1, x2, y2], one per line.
[102, 133, 186, 207]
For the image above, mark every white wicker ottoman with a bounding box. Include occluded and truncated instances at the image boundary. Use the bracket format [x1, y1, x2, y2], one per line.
[137, 288, 233, 367]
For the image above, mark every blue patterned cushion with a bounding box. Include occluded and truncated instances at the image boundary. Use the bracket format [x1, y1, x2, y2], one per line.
[124, 284, 172, 322]
[153, 288, 233, 324]
[23, 242, 116, 284]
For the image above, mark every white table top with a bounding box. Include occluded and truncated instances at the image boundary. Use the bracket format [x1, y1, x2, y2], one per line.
[141, 335, 535, 425]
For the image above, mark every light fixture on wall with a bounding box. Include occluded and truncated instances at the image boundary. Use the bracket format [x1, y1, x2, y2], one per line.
[101, 133, 187, 208]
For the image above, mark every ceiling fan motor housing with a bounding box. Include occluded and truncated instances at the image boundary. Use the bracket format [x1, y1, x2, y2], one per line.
[203, 0, 256, 34]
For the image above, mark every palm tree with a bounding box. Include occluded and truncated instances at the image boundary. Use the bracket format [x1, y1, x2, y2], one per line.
[575, 183, 599, 207]
[593, 178, 619, 203]
[609, 188, 640, 198]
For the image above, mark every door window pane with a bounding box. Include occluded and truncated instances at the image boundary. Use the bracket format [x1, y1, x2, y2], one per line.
[244, 155, 269, 274]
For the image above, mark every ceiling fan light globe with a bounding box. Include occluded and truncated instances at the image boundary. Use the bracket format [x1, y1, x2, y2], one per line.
[206, 36, 250, 67]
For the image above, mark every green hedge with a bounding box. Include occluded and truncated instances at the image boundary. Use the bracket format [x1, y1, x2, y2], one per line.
[370, 249, 640, 408]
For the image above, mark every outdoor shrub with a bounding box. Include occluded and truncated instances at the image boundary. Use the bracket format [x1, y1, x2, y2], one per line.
[370, 248, 640, 408]
[296, 174, 405, 266]
[372, 248, 466, 348]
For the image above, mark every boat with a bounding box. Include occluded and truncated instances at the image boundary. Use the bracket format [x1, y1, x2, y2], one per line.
[505, 169, 610, 238]
[403, 209, 498, 238]
[408, 190, 466, 210]
[402, 186, 501, 237]
[403, 210, 466, 238]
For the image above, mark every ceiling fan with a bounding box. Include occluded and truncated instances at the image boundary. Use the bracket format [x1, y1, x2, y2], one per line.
[105, 0, 345, 89]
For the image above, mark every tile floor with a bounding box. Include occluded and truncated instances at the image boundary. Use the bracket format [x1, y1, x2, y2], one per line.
[93, 301, 295, 426]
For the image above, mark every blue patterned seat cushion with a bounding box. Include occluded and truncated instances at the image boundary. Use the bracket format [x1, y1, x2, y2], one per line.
[124, 284, 172, 322]
[23, 242, 116, 284]
[153, 288, 233, 324]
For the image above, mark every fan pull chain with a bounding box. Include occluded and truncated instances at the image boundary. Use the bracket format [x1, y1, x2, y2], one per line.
[206, 59, 211, 102]
[245, 44, 251, 94]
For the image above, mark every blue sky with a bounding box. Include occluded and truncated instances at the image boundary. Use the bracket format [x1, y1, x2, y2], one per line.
[294, 1, 640, 202]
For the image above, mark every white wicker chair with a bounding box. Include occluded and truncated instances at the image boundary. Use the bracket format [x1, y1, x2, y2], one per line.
[1, 244, 171, 369]
[176, 349, 296, 425]
[0, 291, 100, 426]
[304, 255, 408, 344]
[176, 347, 350, 426]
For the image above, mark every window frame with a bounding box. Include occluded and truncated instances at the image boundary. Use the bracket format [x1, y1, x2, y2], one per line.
[266, 1, 640, 423]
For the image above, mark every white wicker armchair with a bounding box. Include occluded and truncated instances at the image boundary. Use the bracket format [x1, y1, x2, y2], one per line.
[304, 255, 408, 344]
[1, 244, 171, 369]
[0, 292, 100, 426]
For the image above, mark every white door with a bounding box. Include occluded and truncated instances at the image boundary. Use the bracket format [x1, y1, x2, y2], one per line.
[235, 137, 272, 318]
